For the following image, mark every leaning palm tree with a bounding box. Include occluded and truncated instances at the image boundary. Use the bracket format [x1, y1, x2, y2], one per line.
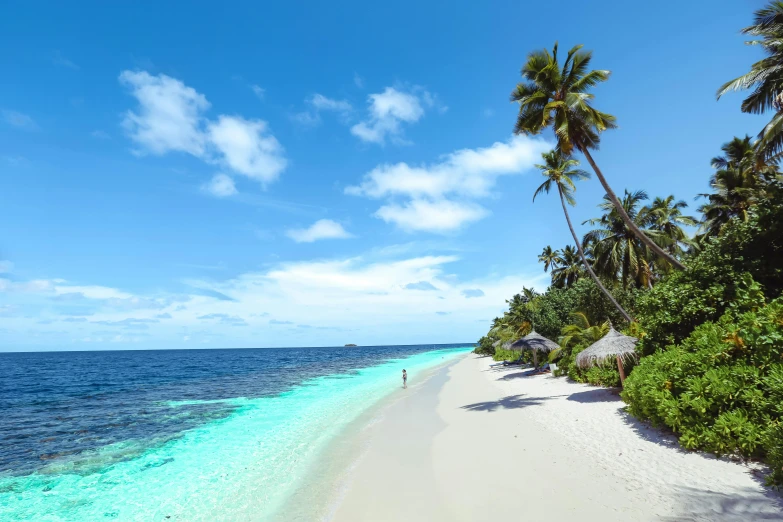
[584, 190, 668, 289]
[511, 42, 685, 270]
[717, 2, 783, 162]
[538, 245, 560, 272]
[533, 150, 632, 322]
[551, 245, 583, 288]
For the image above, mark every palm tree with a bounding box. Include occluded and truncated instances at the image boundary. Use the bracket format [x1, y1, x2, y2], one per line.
[717, 2, 783, 161]
[551, 245, 583, 288]
[538, 246, 560, 272]
[645, 196, 697, 257]
[550, 311, 609, 362]
[697, 136, 780, 237]
[511, 42, 686, 270]
[532, 150, 632, 322]
[584, 190, 667, 289]
[558, 312, 609, 349]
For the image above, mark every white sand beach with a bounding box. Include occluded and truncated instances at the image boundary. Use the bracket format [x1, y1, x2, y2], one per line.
[329, 354, 783, 522]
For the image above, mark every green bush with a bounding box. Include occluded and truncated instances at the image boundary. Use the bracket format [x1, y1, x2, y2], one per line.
[474, 336, 496, 356]
[557, 343, 623, 387]
[636, 196, 783, 355]
[622, 298, 783, 487]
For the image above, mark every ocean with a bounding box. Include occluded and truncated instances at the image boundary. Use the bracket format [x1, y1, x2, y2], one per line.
[0, 344, 471, 521]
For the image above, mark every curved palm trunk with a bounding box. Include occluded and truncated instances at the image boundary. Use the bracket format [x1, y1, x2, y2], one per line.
[581, 149, 686, 270]
[558, 187, 634, 323]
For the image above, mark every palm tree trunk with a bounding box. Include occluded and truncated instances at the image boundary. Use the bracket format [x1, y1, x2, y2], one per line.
[581, 148, 686, 270]
[558, 187, 634, 323]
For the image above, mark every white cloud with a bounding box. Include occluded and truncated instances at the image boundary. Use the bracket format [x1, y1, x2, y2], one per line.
[207, 116, 286, 184]
[286, 219, 353, 243]
[376, 199, 488, 232]
[309, 94, 352, 113]
[91, 130, 111, 140]
[251, 84, 265, 100]
[2, 110, 37, 130]
[354, 73, 364, 88]
[350, 87, 431, 144]
[202, 173, 237, 197]
[0, 261, 13, 273]
[0, 252, 546, 349]
[347, 135, 549, 233]
[290, 111, 320, 127]
[53, 51, 79, 70]
[119, 71, 287, 186]
[120, 71, 209, 156]
[292, 94, 353, 128]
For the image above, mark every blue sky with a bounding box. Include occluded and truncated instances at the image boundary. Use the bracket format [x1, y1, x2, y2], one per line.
[0, 0, 769, 351]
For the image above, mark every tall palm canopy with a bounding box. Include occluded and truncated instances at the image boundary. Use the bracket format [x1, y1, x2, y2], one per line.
[551, 246, 583, 289]
[698, 136, 780, 237]
[511, 42, 686, 270]
[531, 150, 632, 322]
[538, 246, 560, 273]
[646, 196, 697, 257]
[717, 2, 783, 161]
[584, 190, 665, 289]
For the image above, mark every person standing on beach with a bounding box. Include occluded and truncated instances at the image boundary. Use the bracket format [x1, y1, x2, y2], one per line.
[402, 369, 407, 389]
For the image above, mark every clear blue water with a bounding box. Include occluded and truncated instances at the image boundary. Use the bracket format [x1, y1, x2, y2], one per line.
[0, 345, 471, 521]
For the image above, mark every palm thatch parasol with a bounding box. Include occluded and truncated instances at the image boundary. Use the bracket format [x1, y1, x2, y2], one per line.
[509, 330, 559, 367]
[576, 326, 638, 385]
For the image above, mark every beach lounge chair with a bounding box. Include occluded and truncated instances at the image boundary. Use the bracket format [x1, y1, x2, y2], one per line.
[489, 354, 525, 367]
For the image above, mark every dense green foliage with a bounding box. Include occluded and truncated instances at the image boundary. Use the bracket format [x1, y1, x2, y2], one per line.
[622, 300, 783, 486]
[636, 193, 783, 355]
[482, 2, 783, 487]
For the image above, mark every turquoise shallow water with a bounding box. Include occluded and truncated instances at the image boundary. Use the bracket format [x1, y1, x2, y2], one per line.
[0, 346, 470, 521]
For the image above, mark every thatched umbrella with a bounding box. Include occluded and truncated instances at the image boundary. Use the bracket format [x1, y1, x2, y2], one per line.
[576, 326, 638, 385]
[509, 330, 559, 367]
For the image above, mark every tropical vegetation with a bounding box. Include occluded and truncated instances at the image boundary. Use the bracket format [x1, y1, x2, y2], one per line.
[476, 0, 783, 488]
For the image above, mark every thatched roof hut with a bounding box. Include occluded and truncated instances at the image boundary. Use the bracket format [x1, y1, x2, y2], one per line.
[508, 330, 559, 367]
[509, 330, 559, 353]
[576, 326, 638, 384]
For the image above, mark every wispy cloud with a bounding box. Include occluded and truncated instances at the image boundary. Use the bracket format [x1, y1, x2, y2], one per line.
[53, 51, 79, 70]
[404, 281, 438, 291]
[286, 219, 353, 243]
[0, 252, 545, 348]
[292, 94, 353, 128]
[353, 73, 364, 89]
[91, 130, 111, 140]
[202, 173, 237, 197]
[2, 110, 37, 130]
[251, 84, 265, 100]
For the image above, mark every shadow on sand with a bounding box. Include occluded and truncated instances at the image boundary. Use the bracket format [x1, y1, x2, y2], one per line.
[566, 388, 621, 404]
[663, 486, 783, 521]
[496, 369, 541, 381]
[460, 393, 567, 412]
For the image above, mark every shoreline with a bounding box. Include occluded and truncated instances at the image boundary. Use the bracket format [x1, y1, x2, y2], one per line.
[274, 354, 464, 522]
[318, 354, 782, 521]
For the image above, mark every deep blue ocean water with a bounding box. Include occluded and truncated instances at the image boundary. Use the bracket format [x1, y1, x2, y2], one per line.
[0, 344, 471, 521]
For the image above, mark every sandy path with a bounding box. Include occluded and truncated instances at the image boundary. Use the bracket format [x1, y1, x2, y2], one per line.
[330, 354, 783, 521]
